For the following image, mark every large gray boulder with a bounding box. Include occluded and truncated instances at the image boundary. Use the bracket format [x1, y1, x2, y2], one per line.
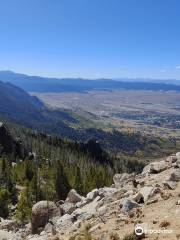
[121, 198, 140, 214]
[61, 202, 76, 214]
[139, 186, 155, 202]
[142, 160, 169, 174]
[133, 186, 158, 203]
[113, 173, 135, 188]
[31, 201, 60, 234]
[66, 189, 83, 204]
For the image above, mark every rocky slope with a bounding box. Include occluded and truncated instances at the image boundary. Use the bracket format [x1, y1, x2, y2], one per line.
[0, 153, 180, 240]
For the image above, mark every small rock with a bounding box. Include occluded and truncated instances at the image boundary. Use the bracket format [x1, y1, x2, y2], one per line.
[146, 198, 158, 205]
[160, 191, 172, 200]
[86, 189, 99, 201]
[169, 169, 180, 181]
[176, 152, 180, 159]
[163, 180, 177, 190]
[166, 155, 177, 163]
[98, 206, 107, 216]
[89, 224, 101, 234]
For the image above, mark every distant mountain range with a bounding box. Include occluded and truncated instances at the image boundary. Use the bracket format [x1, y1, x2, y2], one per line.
[0, 70, 180, 93]
[0, 79, 177, 157]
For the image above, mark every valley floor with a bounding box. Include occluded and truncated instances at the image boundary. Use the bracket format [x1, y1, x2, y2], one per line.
[31, 90, 180, 139]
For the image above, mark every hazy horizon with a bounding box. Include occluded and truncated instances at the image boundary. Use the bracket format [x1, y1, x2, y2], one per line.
[1, 69, 180, 82]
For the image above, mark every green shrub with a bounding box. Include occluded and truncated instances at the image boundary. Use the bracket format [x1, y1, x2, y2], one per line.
[15, 189, 32, 223]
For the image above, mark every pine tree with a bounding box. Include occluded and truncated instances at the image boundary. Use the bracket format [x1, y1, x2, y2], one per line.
[74, 167, 84, 195]
[7, 176, 17, 205]
[55, 161, 71, 200]
[24, 160, 34, 181]
[1, 157, 18, 204]
[0, 188, 9, 218]
[1, 156, 8, 185]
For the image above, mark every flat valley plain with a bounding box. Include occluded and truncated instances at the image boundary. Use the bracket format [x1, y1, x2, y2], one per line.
[32, 90, 180, 139]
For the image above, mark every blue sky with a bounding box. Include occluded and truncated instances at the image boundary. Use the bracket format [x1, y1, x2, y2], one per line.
[0, 0, 180, 79]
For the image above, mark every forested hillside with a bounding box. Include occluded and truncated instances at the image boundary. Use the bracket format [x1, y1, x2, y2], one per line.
[0, 121, 114, 220]
[0, 119, 179, 220]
